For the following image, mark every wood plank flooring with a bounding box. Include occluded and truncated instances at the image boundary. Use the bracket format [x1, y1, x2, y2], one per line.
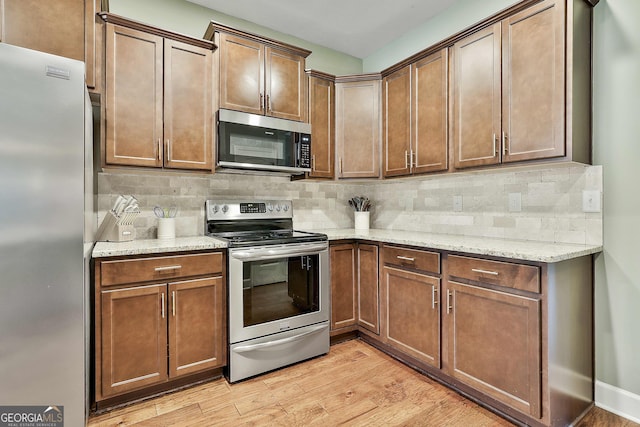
[88, 339, 638, 426]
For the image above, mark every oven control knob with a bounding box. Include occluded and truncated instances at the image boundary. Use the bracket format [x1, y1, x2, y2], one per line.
[275, 204, 281, 212]
[283, 204, 289, 212]
[221, 205, 229, 214]
[266, 203, 274, 212]
[211, 204, 219, 214]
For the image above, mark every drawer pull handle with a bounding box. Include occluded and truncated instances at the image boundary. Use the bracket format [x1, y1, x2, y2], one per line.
[471, 268, 499, 276]
[396, 256, 415, 262]
[154, 265, 182, 272]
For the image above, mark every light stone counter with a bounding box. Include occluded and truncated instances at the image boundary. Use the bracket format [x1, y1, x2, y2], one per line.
[92, 230, 602, 263]
[306, 228, 602, 263]
[92, 236, 228, 258]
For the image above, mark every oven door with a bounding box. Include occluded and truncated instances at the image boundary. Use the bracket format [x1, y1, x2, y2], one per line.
[228, 242, 329, 344]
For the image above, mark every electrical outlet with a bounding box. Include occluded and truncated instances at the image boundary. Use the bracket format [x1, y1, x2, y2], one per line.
[453, 195, 463, 212]
[583, 190, 601, 212]
[508, 193, 522, 212]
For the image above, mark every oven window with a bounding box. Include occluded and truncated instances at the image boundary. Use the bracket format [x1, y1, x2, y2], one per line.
[243, 254, 320, 327]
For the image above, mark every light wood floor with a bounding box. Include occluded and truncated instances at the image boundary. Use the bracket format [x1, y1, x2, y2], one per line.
[88, 339, 638, 427]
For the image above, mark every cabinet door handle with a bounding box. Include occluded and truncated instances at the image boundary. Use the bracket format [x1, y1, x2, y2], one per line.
[405, 150, 409, 169]
[396, 255, 415, 262]
[492, 133, 498, 156]
[412, 150, 417, 169]
[471, 268, 499, 276]
[339, 157, 343, 176]
[312, 155, 316, 171]
[154, 265, 182, 272]
[157, 138, 162, 161]
[266, 94, 271, 112]
[172, 291, 176, 317]
[161, 292, 165, 319]
[432, 285, 438, 309]
[446, 289, 453, 314]
[260, 93, 264, 111]
[502, 132, 509, 155]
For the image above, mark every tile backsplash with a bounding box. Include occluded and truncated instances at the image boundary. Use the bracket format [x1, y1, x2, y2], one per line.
[98, 163, 602, 245]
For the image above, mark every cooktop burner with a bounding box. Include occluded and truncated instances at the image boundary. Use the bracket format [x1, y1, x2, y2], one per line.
[204, 199, 327, 248]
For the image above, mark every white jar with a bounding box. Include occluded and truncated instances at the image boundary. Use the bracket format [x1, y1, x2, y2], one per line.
[157, 217, 176, 239]
[354, 211, 370, 230]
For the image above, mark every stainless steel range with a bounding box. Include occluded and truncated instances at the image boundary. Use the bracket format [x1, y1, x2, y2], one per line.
[205, 200, 329, 382]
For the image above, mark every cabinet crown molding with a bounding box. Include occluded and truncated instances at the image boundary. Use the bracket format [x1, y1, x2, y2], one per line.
[99, 12, 217, 51]
[204, 21, 311, 58]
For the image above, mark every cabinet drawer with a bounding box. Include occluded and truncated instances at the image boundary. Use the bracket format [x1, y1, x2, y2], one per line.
[101, 252, 223, 287]
[383, 246, 440, 274]
[447, 255, 540, 293]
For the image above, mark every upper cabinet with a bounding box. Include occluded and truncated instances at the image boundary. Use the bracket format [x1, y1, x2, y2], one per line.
[382, 48, 448, 177]
[205, 23, 310, 122]
[451, 0, 589, 169]
[335, 74, 381, 179]
[0, 0, 100, 88]
[307, 70, 335, 179]
[101, 14, 215, 171]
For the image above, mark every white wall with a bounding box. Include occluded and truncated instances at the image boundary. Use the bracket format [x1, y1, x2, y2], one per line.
[593, 0, 640, 421]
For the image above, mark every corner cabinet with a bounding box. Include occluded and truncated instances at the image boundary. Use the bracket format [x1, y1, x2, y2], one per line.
[307, 70, 335, 179]
[205, 23, 310, 122]
[329, 242, 380, 336]
[94, 251, 226, 407]
[383, 48, 448, 177]
[451, 0, 590, 169]
[335, 74, 382, 179]
[101, 14, 215, 171]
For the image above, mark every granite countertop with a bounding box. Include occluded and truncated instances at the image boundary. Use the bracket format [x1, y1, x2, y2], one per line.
[305, 228, 602, 263]
[92, 229, 602, 263]
[92, 236, 228, 258]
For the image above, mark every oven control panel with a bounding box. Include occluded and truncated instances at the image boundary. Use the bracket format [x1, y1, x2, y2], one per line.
[205, 200, 293, 220]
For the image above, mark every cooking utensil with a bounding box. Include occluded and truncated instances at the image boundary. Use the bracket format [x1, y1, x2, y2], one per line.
[153, 206, 165, 218]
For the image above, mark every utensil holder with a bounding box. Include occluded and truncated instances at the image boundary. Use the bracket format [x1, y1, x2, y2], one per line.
[157, 217, 176, 239]
[96, 210, 139, 242]
[354, 211, 370, 230]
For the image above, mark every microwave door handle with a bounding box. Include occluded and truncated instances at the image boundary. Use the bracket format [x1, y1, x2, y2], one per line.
[293, 133, 301, 167]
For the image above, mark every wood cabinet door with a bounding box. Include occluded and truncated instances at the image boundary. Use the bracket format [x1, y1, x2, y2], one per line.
[219, 33, 264, 115]
[164, 39, 213, 171]
[308, 75, 335, 178]
[101, 284, 168, 397]
[445, 281, 541, 418]
[452, 23, 501, 169]
[357, 244, 379, 334]
[413, 49, 448, 174]
[168, 277, 226, 378]
[266, 46, 306, 122]
[383, 65, 412, 177]
[330, 244, 357, 330]
[336, 80, 381, 178]
[105, 24, 163, 167]
[384, 267, 440, 368]
[502, 0, 565, 163]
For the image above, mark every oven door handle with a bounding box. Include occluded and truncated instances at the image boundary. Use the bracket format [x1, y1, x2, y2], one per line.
[233, 324, 328, 353]
[230, 243, 328, 261]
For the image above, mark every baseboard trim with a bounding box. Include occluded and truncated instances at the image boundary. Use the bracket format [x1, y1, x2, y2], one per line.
[595, 380, 640, 423]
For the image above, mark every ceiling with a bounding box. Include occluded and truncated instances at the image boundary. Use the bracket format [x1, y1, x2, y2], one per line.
[186, 0, 459, 58]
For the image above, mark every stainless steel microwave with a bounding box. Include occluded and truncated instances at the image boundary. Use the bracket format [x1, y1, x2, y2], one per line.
[217, 109, 312, 175]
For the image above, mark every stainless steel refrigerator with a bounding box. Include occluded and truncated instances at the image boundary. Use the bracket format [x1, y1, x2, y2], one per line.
[0, 43, 94, 426]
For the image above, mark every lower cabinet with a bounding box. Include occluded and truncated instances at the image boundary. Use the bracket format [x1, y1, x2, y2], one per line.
[95, 251, 226, 404]
[329, 242, 379, 335]
[444, 280, 541, 418]
[330, 242, 593, 427]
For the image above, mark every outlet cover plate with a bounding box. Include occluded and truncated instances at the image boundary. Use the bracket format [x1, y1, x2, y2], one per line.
[583, 190, 601, 213]
[508, 192, 522, 212]
[453, 195, 463, 212]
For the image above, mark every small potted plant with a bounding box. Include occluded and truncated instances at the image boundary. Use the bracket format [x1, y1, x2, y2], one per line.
[348, 196, 371, 230]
